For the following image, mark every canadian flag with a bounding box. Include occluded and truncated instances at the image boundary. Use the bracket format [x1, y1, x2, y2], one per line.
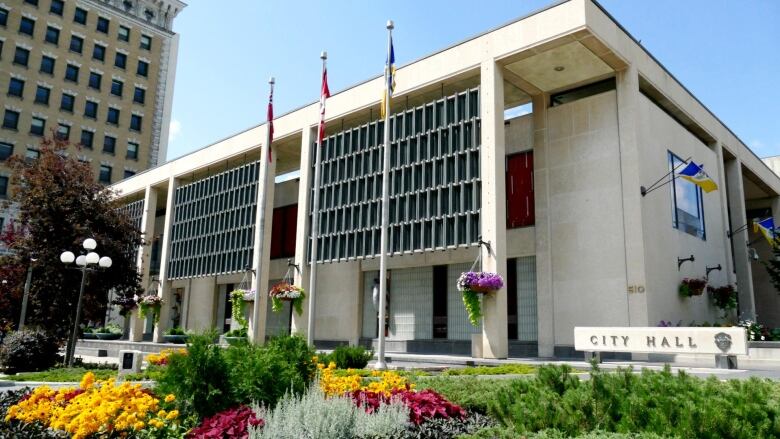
[267, 83, 274, 162]
[318, 68, 330, 145]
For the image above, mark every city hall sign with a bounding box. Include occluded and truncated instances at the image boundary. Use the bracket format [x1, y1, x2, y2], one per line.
[574, 327, 748, 355]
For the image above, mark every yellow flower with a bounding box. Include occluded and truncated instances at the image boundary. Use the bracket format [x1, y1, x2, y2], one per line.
[164, 394, 176, 403]
[157, 409, 167, 418]
[134, 421, 145, 430]
[166, 410, 179, 420]
[79, 372, 96, 390]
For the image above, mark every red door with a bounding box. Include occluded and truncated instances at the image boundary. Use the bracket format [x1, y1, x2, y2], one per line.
[506, 151, 534, 228]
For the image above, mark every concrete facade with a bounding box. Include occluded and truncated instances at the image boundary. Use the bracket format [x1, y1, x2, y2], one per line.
[108, 0, 780, 358]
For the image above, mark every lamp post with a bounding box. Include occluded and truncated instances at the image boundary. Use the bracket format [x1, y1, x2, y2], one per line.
[60, 238, 112, 367]
[18, 256, 38, 331]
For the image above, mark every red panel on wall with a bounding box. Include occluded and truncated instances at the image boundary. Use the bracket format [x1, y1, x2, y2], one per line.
[506, 152, 535, 228]
[269, 204, 298, 259]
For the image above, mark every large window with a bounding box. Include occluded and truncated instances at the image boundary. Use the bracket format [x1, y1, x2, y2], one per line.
[99, 165, 112, 184]
[8, 78, 25, 98]
[118, 25, 130, 42]
[89, 72, 102, 90]
[45, 26, 59, 45]
[2, 110, 19, 130]
[56, 123, 70, 140]
[0, 176, 8, 198]
[107, 108, 120, 125]
[50, 0, 64, 16]
[33, 86, 49, 105]
[0, 7, 8, 26]
[136, 60, 149, 77]
[69, 35, 83, 53]
[30, 117, 45, 135]
[40, 55, 55, 74]
[114, 52, 126, 69]
[111, 79, 123, 97]
[96, 17, 109, 34]
[126, 141, 138, 160]
[14, 47, 30, 66]
[92, 44, 105, 61]
[103, 135, 116, 154]
[73, 7, 87, 25]
[19, 17, 35, 36]
[669, 152, 705, 239]
[0, 142, 13, 160]
[80, 130, 94, 149]
[133, 87, 145, 104]
[130, 114, 142, 131]
[60, 93, 74, 112]
[84, 100, 98, 118]
[65, 64, 79, 82]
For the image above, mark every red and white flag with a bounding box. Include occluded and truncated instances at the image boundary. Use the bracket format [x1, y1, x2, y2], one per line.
[267, 83, 274, 162]
[318, 68, 330, 144]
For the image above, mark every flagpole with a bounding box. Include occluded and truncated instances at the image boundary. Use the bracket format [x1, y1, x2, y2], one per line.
[307, 52, 327, 347]
[252, 76, 274, 344]
[375, 20, 393, 370]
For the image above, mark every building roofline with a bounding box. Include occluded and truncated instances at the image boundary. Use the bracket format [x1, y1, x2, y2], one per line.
[588, 0, 763, 165]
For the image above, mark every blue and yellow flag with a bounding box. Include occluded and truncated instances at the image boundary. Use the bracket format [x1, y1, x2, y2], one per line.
[380, 36, 395, 119]
[753, 217, 777, 246]
[677, 161, 718, 193]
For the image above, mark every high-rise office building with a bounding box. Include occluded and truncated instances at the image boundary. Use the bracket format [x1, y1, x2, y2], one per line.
[0, 0, 185, 248]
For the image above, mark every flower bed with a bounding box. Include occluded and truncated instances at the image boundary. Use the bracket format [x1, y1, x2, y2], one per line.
[4, 372, 184, 439]
[146, 348, 188, 366]
[269, 282, 305, 315]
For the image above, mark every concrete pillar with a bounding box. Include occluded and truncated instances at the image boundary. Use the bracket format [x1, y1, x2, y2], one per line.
[153, 176, 177, 342]
[725, 158, 756, 319]
[292, 127, 315, 335]
[479, 59, 508, 359]
[532, 92, 555, 358]
[249, 131, 276, 344]
[615, 65, 649, 328]
[715, 143, 736, 284]
[129, 185, 157, 342]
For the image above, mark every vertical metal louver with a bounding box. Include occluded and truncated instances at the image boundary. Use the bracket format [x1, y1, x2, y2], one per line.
[168, 161, 259, 279]
[310, 88, 481, 262]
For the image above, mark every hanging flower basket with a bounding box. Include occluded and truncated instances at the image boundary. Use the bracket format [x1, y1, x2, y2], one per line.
[679, 277, 707, 298]
[229, 289, 250, 331]
[137, 295, 163, 323]
[269, 282, 306, 316]
[707, 284, 738, 310]
[457, 271, 504, 326]
[111, 295, 138, 317]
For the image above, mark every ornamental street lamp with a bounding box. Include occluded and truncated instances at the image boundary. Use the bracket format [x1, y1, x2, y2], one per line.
[60, 238, 113, 367]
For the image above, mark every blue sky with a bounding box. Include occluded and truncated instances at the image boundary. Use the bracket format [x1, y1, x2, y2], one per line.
[165, 1, 780, 161]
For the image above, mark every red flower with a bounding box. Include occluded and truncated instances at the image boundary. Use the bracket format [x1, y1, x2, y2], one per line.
[187, 405, 263, 439]
[349, 387, 465, 425]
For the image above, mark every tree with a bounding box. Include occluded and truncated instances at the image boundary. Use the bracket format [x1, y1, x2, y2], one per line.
[764, 236, 780, 294]
[0, 136, 143, 340]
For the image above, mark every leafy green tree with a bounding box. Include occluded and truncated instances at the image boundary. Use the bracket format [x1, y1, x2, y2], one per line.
[0, 136, 143, 340]
[762, 236, 780, 294]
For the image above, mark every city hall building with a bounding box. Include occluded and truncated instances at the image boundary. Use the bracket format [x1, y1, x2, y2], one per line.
[109, 0, 780, 359]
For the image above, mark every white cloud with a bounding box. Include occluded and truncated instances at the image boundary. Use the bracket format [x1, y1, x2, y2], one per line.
[749, 139, 780, 158]
[168, 119, 182, 143]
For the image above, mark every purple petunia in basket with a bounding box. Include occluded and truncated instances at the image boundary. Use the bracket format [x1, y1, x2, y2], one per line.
[457, 271, 504, 326]
[457, 271, 504, 294]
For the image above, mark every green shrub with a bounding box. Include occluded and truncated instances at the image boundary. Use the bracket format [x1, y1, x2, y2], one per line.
[157, 333, 317, 419]
[320, 345, 373, 369]
[461, 428, 669, 439]
[416, 376, 517, 415]
[479, 364, 780, 438]
[225, 327, 248, 338]
[442, 364, 537, 376]
[0, 329, 61, 373]
[165, 327, 186, 336]
[155, 331, 233, 419]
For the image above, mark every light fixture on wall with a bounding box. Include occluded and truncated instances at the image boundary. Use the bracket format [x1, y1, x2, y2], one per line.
[677, 254, 695, 271]
[748, 247, 759, 261]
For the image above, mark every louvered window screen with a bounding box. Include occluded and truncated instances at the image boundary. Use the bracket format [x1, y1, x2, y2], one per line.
[169, 161, 259, 279]
[310, 88, 481, 262]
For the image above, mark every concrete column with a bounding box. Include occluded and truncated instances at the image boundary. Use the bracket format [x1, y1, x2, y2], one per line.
[153, 176, 177, 342]
[479, 59, 508, 359]
[615, 65, 649, 328]
[715, 143, 736, 284]
[129, 185, 157, 342]
[292, 127, 315, 335]
[532, 92, 555, 358]
[725, 158, 756, 319]
[249, 133, 276, 344]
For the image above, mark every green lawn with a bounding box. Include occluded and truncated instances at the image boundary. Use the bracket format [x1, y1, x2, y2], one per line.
[442, 363, 537, 376]
[1, 367, 117, 382]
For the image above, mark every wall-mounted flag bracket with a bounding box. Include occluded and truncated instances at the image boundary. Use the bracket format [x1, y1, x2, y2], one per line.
[641, 156, 691, 197]
[706, 264, 722, 278]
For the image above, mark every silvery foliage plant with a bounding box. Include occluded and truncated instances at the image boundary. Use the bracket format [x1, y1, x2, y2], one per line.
[250, 384, 409, 439]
